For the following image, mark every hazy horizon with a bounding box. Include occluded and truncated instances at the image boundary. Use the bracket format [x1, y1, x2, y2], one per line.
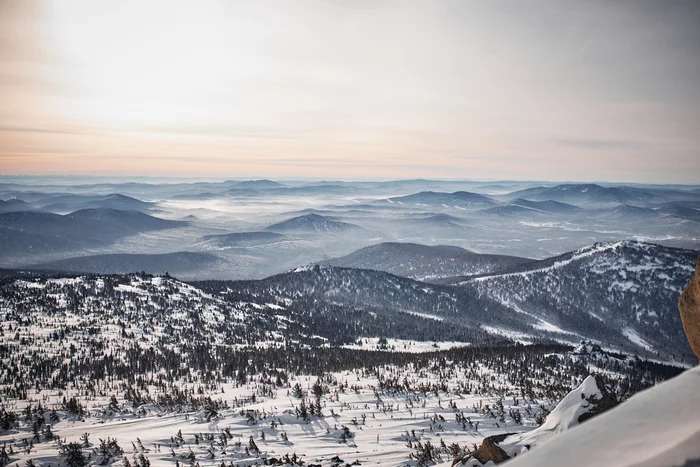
[2, 0, 699, 183]
[1, 174, 700, 187]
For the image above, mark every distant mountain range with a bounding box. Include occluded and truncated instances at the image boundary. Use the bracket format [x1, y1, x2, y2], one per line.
[2, 180, 699, 282]
[656, 204, 700, 222]
[592, 204, 660, 221]
[1, 193, 154, 214]
[192, 231, 287, 250]
[505, 183, 699, 205]
[0, 208, 185, 259]
[380, 184, 699, 209]
[2, 239, 697, 363]
[24, 251, 219, 276]
[0, 198, 36, 213]
[320, 242, 531, 280]
[39, 193, 154, 213]
[478, 199, 582, 217]
[266, 213, 361, 233]
[385, 191, 497, 209]
[581, 203, 700, 223]
[232, 179, 285, 189]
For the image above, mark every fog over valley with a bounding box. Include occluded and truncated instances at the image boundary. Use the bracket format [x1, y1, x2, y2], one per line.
[2, 177, 698, 281]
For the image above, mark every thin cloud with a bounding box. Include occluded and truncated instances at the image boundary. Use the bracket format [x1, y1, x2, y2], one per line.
[554, 139, 647, 150]
[0, 1, 698, 183]
[0, 125, 93, 136]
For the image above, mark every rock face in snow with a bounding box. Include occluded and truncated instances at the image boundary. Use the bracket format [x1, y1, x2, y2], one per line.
[473, 434, 513, 464]
[472, 375, 618, 464]
[576, 375, 619, 424]
[679, 257, 700, 362]
[471, 295, 700, 467]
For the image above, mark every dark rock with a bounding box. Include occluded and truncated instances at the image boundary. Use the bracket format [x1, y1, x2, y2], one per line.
[473, 433, 516, 464]
[679, 257, 700, 362]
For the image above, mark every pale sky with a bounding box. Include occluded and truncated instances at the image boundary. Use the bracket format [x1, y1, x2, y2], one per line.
[1, 0, 699, 182]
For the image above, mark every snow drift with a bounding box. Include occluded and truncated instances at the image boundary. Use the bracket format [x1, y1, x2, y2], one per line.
[503, 366, 700, 466]
[498, 374, 617, 458]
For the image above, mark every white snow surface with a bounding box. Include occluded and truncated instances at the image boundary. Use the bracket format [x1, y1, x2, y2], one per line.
[498, 375, 603, 456]
[622, 327, 654, 352]
[341, 337, 469, 352]
[469, 242, 625, 283]
[499, 365, 700, 467]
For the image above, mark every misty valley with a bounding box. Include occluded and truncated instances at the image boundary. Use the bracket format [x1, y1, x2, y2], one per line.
[0, 178, 699, 467]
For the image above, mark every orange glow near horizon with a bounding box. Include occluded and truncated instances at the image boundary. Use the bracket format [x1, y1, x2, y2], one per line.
[1, 1, 699, 183]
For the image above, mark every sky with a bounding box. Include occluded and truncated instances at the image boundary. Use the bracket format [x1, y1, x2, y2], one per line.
[0, 0, 699, 183]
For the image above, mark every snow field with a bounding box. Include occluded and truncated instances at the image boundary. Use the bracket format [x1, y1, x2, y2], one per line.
[1, 364, 575, 467]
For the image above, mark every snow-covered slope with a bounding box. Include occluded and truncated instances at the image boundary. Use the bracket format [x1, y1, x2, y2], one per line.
[1, 269, 693, 467]
[501, 365, 700, 467]
[498, 375, 617, 457]
[453, 241, 698, 362]
[200, 240, 699, 363]
[4, 239, 696, 363]
[196, 266, 504, 345]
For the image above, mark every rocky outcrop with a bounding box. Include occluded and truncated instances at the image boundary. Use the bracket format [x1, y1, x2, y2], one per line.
[576, 374, 618, 423]
[472, 434, 513, 464]
[679, 257, 700, 362]
[469, 374, 619, 465]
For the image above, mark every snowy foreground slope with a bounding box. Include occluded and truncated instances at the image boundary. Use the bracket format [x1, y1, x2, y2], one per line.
[432, 366, 700, 466]
[496, 375, 617, 458]
[498, 365, 700, 467]
[0, 260, 697, 467]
